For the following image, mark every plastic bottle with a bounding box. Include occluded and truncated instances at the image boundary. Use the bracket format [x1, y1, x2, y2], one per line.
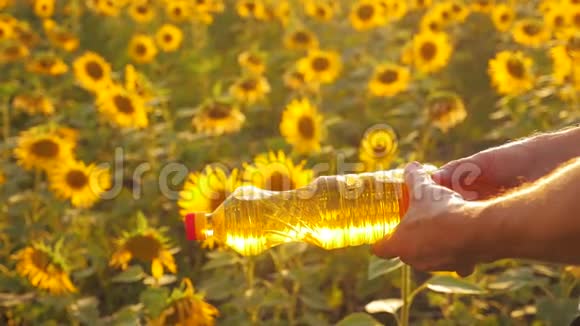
[185, 169, 410, 256]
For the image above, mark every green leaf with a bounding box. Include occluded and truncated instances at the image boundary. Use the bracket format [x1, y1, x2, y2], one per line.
[336, 313, 383, 326]
[536, 298, 579, 326]
[368, 257, 403, 280]
[365, 298, 404, 315]
[426, 275, 485, 295]
[140, 287, 169, 318]
[112, 265, 145, 283]
[202, 251, 242, 270]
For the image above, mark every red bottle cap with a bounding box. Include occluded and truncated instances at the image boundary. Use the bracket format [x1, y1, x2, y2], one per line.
[185, 213, 207, 241]
[185, 213, 197, 241]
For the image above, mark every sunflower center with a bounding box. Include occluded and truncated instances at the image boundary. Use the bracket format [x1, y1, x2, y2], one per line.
[163, 33, 173, 43]
[419, 42, 437, 61]
[500, 13, 510, 23]
[245, 3, 256, 12]
[113, 95, 136, 114]
[298, 116, 315, 139]
[247, 55, 261, 65]
[126, 235, 162, 261]
[378, 69, 399, 84]
[293, 31, 310, 44]
[66, 169, 88, 189]
[209, 190, 227, 211]
[135, 43, 148, 56]
[553, 15, 564, 27]
[372, 143, 388, 156]
[506, 58, 525, 79]
[39, 58, 54, 68]
[441, 10, 450, 20]
[357, 5, 375, 20]
[268, 171, 295, 191]
[85, 61, 104, 80]
[574, 13, 580, 27]
[4, 45, 21, 57]
[31, 139, 59, 158]
[522, 23, 540, 36]
[207, 103, 231, 119]
[316, 7, 327, 18]
[240, 78, 257, 91]
[452, 4, 461, 13]
[137, 5, 148, 14]
[173, 7, 183, 17]
[312, 57, 330, 71]
[31, 249, 51, 270]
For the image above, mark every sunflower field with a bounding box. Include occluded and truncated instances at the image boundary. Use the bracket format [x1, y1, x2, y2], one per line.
[0, 0, 579, 324]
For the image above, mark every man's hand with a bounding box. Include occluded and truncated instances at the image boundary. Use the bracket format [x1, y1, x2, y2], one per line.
[432, 144, 532, 200]
[373, 162, 491, 277]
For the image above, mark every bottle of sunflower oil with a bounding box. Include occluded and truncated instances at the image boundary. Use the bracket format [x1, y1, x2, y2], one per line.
[185, 168, 418, 256]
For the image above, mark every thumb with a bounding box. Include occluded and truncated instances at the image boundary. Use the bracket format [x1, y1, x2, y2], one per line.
[405, 162, 434, 203]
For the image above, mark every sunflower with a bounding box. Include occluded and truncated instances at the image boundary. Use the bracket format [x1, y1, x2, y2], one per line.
[304, 1, 336, 21]
[411, 0, 432, 10]
[420, 11, 445, 33]
[412, 31, 453, 73]
[91, 0, 121, 16]
[229, 75, 271, 104]
[551, 45, 573, 85]
[273, 0, 291, 25]
[283, 28, 319, 51]
[491, 4, 515, 32]
[14, 128, 74, 171]
[26, 54, 68, 76]
[426, 92, 467, 133]
[128, 0, 155, 23]
[73, 51, 112, 93]
[488, 50, 535, 95]
[238, 50, 266, 75]
[149, 278, 219, 326]
[155, 24, 183, 52]
[12, 93, 54, 116]
[48, 160, 111, 208]
[192, 100, 246, 136]
[125, 64, 156, 101]
[544, 6, 569, 37]
[179, 166, 242, 217]
[0, 19, 13, 40]
[96, 85, 149, 129]
[128, 34, 158, 64]
[446, 0, 470, 23]
[280, 98, 324, 154]
[368, 63, 411, 97]
[166, 0, 191, 22]
[296, 49, 342, 84]
[236, 0, 268, 19]
[381, 0, 408, 21]
[359, 126, 398, 172]
[350, 0, 386, 31]
[44, 19, 80, 52]
[511, 19, 551, 48]
[283, 68, 320, 93]
[243, 151, 313, 191]
[12, 243, 76, 294]
[110, 219, 177, 280]
[13, 22, 39, 48]
[0, 41, 29, 64]
[470, 0, 494, 13]
[569, 6, 580, 31]
[33, 0, 55, 18]
[0, 168, 5, 186]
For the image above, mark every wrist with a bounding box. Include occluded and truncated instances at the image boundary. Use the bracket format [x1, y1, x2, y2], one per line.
[466, 200, 525, 263]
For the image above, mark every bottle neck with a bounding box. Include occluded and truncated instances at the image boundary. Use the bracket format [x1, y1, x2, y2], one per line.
[187, 212, 214, 241]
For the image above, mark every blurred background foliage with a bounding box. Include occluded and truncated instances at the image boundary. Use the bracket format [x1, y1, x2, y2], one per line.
[0, 0, 579, 325]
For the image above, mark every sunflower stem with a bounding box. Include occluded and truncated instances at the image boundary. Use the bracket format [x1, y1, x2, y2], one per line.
[400, 264, 412, 326]
[1, 100, 9, 160]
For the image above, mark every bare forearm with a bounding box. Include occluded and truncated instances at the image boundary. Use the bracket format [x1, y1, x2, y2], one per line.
[524, 126, 580, 180]
[480, 158, 580, 264]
